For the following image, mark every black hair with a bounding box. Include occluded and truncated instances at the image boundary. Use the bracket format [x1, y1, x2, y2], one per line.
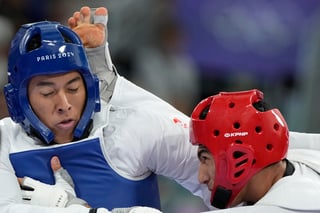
[252, 100, 271, 112]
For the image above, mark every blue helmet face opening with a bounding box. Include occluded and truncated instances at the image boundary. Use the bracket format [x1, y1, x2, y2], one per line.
[4, 21, 101, 144]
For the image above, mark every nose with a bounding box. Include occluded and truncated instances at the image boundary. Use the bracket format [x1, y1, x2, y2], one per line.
[56, 92, 72, 113]
[198, 164, 210, 184]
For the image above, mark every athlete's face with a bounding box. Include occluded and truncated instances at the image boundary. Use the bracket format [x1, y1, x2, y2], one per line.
[197, 145, 216, 191]
[28, 71, 86, 144]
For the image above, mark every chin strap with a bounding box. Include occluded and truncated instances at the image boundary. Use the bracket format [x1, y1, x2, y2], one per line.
[211, 186, 232, 209]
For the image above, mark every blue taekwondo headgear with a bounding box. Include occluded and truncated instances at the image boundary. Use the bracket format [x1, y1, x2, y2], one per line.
[4, 21, 101, 144]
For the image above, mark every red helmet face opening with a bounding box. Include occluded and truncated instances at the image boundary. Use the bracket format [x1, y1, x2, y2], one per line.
[190, 89, 288, 208]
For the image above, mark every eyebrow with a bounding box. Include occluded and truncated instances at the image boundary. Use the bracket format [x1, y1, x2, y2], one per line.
[197, 145, 210, 159]
[36, 76, 82, 87]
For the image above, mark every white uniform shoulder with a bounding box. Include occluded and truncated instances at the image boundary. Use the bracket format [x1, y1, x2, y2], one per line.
[289, 131, 320, 150]
[110, 76, 182, 112]
[256, 169, 320, 211]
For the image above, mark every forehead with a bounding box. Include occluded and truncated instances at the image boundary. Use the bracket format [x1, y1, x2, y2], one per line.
[198, 144, 210, 152]
[28, 71, 82, 85]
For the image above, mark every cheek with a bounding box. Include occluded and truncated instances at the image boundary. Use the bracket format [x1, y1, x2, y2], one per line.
[208, 161, 216, 179]
[74, 90, 86, 112]
[31, 98, 52, 117]
[29, 88, 43, 112]
[29, 93, 49, 114]
[198, 164, 206, 176]
[29, 97, 54, 127]
[198, 164, 207, 183]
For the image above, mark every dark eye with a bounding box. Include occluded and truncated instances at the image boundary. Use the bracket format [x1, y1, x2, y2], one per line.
[68, 87, 79, 93]
[42, 93, 52, 97]
[199, 155, 209, 163]
[40, 90, 54, 97]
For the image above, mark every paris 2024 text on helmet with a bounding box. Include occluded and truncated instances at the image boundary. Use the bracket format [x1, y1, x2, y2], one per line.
[4, 21, 101, 144]
[190, 89, 289, 209]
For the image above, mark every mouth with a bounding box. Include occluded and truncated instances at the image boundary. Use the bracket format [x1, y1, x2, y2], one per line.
[56, 119, 76, 130]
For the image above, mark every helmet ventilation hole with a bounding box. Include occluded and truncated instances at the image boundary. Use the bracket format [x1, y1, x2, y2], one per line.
[199, 105, 210, 120]
[266, 143, 273, 151]
[274, 123, 279, 131]
[233, 122, 240, 129]
[235, 140, 242, 144]
[233, 151, 248, 176]
[58, 27, 77, 44]
[234, 169, 244, 178]
[213, 129, 220, 136]
[255, 126, 262, 133]
[229, 102, 235, 108]
[26, 34, 41, 52]
[252, 159, 256, 165]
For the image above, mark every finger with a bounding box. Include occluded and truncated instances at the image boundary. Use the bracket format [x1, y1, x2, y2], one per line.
[18, 177, 23, 185]
[68, 17, 77, 29]
[51, 156, 62, 172]
[73, 11, 82, 26]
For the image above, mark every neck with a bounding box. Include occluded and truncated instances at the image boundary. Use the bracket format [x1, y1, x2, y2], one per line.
[238, 160, 287, 205]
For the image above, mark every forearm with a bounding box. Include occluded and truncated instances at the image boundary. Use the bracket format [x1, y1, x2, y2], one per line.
[85, 43, 117, 102]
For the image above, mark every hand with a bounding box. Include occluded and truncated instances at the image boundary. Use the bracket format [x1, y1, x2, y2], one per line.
[18, 156, 87, 207]
[68, 6, 107, 48]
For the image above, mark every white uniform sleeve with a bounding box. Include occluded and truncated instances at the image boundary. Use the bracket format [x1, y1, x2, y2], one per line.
[107, 77, 213, 209]
[125, 110, 212, 209]
[289, 131, 320, 150]
[144, 112, 212, 209]
[106, 76, 212, 208]
[145, 115, 211, 210]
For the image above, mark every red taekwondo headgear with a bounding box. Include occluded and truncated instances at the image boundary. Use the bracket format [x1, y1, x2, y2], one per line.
[190, 89, 288, 209]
